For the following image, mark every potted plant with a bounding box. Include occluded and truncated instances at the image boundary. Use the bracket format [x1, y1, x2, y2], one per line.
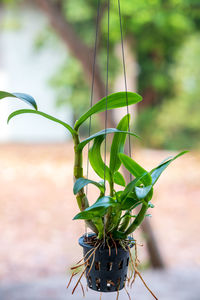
[0, 90, 187, 298]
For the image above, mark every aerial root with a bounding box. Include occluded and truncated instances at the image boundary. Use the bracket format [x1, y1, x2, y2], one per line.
[124, 286, 131, 300]
[116, 288, 119, 300]
[72, 264, 88, 295]
[67, 238, 157, 300]
[80, 280, 85, 297]
[110, 234, 118, 255]
[106, 238, 111, 256]
[67, 243, 100, 295]
[127, 246, 158, 300]
[86, 244, 100, 277]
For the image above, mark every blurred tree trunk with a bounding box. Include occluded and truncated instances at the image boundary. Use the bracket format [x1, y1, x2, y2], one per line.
[36, 0, 165, 269]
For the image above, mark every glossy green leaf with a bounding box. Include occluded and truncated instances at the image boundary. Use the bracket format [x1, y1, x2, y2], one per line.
[73, 207, 107, 220]
[74, 92, 142, 129]
[0, 91, 38, 110]
[89, 135, 111, 182]
[113, 171, 126, 187]
[121, 197, 142, 210]
[150, 151, 188, 185]
[73, 178, 104, 195]
[78, 128, 139, 151]
[7, 109, 75, 136]
[73, 196, 117, 220]
[120, 178, 139, 201]
[118, 153, 152, 186]
[110, 114, 131, 174]
[135, 185, 152, 200]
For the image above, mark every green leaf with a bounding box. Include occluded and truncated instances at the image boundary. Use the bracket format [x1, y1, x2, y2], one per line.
[110, 114, 131, 174]
[135, 185, 152, 200]
[78, 128, 139, 151]
[0, 91, 38, 110]
[121, 197, 142, 210]
[74, 92, 142, 129]
[73, 178, 104, 194]
[89, 135, 111, 182]
[120, 178, 139, 201]
[118, 153, 152, 186]
[73, 207, 107, 220]
[73, 196, 117, 220]
[7, 109, 75, 136]
[150, 151, 188, 185]
[113, 171, 126, 187]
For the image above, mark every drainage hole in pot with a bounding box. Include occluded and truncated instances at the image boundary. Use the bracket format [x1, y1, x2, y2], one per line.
[106, 280, 115, 291]
[126, 257, 129, 266]
[107, 262, 113, 271]
[118, 260, 123, 270]
[88, 276, 92, 288]
[95, 261, 100, 271]
[95, 278, 101, 290]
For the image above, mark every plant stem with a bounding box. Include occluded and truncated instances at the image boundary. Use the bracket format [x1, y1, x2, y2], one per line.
[73, 132, 98, 233]
[124, 203, 148, 236]
[118, 211, 130, 232]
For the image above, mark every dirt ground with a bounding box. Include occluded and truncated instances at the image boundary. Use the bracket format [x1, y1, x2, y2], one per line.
[0, 143, 199, 285]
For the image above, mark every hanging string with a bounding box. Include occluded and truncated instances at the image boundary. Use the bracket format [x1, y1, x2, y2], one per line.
[103, 0, 110, 245]
[118, 0, 132, 182]
[103, 0, 110, 191]
[85, 0, 101, 236]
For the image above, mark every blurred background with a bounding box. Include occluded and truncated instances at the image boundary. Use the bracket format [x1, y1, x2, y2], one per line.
[0, 0, 200, 299]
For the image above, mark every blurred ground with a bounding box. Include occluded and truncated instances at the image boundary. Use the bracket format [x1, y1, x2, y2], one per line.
[0, 143, 199, 299]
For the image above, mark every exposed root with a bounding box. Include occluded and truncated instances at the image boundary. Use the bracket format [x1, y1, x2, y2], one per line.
[134, 268, 158, 300]
[124, 286, 131, 300]
[107, 280, 115, 286]
[75, 246, 96, 265]
[80, 280, 85, 297]
[110, 234, 118, 255]
[116, 288, 119, 300]
[71, 246, 98, 270]
[68, 237, 157, 300]
[106, 238, 111, 256]
[87, 244, 100, 277]
[67, 272, 78, 289]
[127, 246, 158, 300]
[72, 264, 88, 295]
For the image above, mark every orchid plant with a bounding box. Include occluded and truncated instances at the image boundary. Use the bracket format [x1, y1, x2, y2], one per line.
[0, 91, 187, 242]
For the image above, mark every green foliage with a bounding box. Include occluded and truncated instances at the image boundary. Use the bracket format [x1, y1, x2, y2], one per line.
[0, 91, 37, 110]
[2, 89, 187, 240]
[137, 34, 200, 149]
[74, 92, 142, 129]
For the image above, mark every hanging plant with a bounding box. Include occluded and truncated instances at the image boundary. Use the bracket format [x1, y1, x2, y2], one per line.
[0, 90, 187, 299]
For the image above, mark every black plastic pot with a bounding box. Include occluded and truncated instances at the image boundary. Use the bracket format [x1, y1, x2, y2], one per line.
[79, 234, 133, 293]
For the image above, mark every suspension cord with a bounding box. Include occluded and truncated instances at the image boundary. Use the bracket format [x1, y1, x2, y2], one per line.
[86, 0, 101, 192]
[118, 0, 132, 182]
[103, 0, 110, 189]
[103, 0, 110, 245]
[85, 0, 101, 236]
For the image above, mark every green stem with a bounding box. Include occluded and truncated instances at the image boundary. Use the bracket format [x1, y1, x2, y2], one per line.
[124, 203, 148, 236]
[73, 132, 97, 233]
[118, 211, 130, 232]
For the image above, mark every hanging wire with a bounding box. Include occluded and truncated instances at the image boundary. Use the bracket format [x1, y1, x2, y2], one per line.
[118, 0, 134, 239]
[85, 0, 101, 236]
[103, 0, 110, 245]
[118, 0, 132, 182]
[103, 0, 110, 188]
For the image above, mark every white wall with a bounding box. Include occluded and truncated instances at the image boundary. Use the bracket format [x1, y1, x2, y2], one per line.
[0, 7, 72, 143]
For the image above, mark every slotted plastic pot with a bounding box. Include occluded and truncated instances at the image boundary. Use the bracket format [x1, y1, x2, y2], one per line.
[79, 234, 133, 293]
